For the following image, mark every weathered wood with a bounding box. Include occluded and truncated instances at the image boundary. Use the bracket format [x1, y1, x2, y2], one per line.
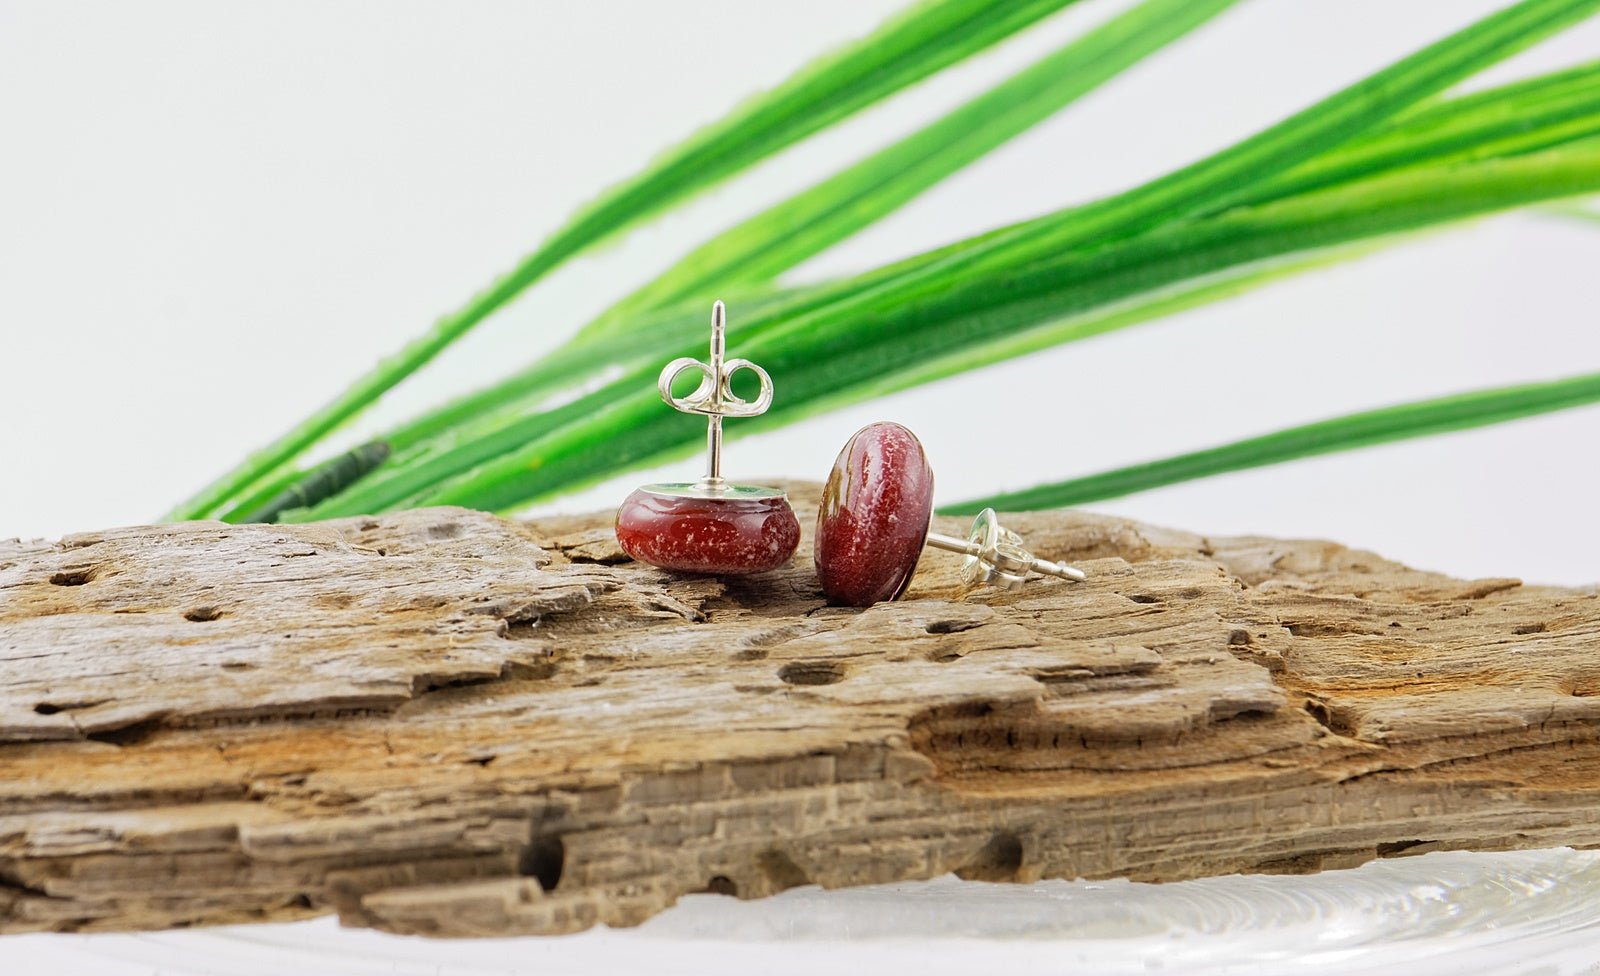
[0, 485, 1596, 936]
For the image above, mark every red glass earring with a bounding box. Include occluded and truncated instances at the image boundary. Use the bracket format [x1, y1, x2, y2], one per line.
[615, 302, 800, 575]
[814, 422, 1085, 607]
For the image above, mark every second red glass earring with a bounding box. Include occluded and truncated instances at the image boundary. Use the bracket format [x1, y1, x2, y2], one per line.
[814, 422, 1085, 607]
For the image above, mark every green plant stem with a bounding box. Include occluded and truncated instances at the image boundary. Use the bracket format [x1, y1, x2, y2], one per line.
[1230, 60, 1600, 211]
[503, 0, 1598, 448]
[207, 0, 1600, 522]
[379, 289, 789, 454]
[940, 372, 1600, 514]
[308, 57, 1600, 492]
[303, 0, 1239, 494]
[890, 0, 1600, 292]
[290, 140, 1600, 519]
[162, 0, 1081, 523]
[579, 0, 1242, 339]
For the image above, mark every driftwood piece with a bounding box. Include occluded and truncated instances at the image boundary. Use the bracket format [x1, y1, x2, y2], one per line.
[0, 484, 1597, 936]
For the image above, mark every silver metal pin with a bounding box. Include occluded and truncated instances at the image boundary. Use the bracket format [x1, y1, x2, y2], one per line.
[656, 301, 775, 495]
[926, 508, 1087, 590]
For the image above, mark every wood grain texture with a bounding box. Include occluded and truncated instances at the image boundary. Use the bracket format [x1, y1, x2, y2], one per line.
[1, 486, 1596, 936]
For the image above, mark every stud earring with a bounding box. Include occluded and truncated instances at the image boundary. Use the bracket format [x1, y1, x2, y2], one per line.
[814, 421, 1085, 607]
[615, 301, 801, 575]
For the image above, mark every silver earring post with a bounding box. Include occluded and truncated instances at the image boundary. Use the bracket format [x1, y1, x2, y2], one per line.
[654, 300, 777, 499]
[703, 301, 728, 491]
[926, 507, 1087, 590]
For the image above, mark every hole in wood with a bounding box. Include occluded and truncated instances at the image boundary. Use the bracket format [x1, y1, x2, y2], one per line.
[504, 660, 558, 681]
[32, 699, 105, 716]
[48, 569, 93, 586]
[756, 850, 811, 891]
[699, 875, 738, 897]
[1226, 708, 1275, 723]
[86, 720, 160, 747]
[183, 606, 222, 622]
[1126, 594, 1159, 604]
[777, 661, 846, 686]
[1303, 698, 1352, 735]
[955, 829, 1024, 882]
[924, 618, 981, 635]
[519, 835, 565, 892]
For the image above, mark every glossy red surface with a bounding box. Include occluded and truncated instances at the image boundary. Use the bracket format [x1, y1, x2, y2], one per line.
[814, 422, 935, 607]
[615, 489, 800, 575]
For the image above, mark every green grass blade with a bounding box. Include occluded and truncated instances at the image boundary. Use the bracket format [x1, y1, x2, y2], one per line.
[586, 0, 1600, 371]
[290, 139, 1600, 519]
[581, 0, 1242, 337]
[739, 144, 1600, 441]
[323, 57, 1600, 498]
[377, 289, 864, 466]
[846, 241, 1390, 402]
[902, 0, 1600, 286]
[941, 372, 1600, 514]
[324, 58, 1600, 483]
[162, 0, 1081, 523]
[342, 0, 1239, 464]
[1229, 59, 1600, 210]
[263, 0, 1600, 520]
[373, 289, 787, 454]
[1397, 53, 1600, 120]
[581, 0, 1600, 389]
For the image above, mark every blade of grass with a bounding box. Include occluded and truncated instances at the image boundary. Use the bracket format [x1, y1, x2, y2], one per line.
[585, 0, 1600, 358]
[215, 0, 1600, 525]
[845, 240, 1395, 402]
[1226, 59, 1600, 211]
[316, 57, 1600, 485]
[862, 0, 1600, 291]
[216, 293, 789, 522]
[376, 288, 787, 453]
[940, 372, 1600, 513]
[163, 0, 1083, 522]
[543, 0, 1600, 441]
[266, 0, 1240, 495]
[291, 140, 1600, 519]
[274, 0, 1600, 519]
[580, 0, 1242, 337]
[719, 143, 1600, 444]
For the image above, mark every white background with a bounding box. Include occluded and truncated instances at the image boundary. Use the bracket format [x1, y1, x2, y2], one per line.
[2, 1, 1599, 972]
